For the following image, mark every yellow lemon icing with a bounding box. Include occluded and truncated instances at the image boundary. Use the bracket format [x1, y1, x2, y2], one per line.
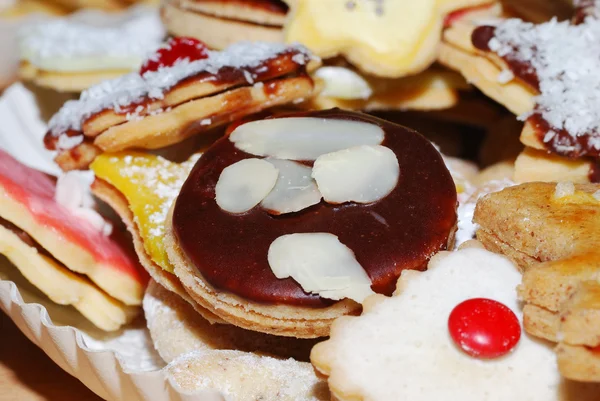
[91, 152, 199, 273]
[284, 0, 493, 77]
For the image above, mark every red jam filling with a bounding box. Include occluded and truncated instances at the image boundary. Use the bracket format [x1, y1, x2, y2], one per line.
[0, 150, 147, 284]
[140, 37, 209, 75]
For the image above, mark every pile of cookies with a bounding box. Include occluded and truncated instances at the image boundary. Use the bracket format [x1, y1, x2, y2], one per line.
[1, 0, 600, 399]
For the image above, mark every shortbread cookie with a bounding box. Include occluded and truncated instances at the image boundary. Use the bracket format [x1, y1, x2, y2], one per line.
[144, 280, 320, 362]
[44, 39, 317, 171]
[474, 182, 600, 380]
[166, 349, 328, 401]
[284, 0, 498, 78]
[474, 182, 600, 270]
[310, 66, 470, 112]
[161, 0, 287, 49]
[90, 152, 223, 323]
[0, 218, 138, 330]
[0, 149, 148, 305]
[311, 248, 600, 400]
[441, 12, 600, 183]
[167, 109, 457, 338]
[18, 6, 165, 92]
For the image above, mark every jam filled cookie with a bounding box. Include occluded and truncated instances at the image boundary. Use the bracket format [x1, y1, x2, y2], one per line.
[166, 109, 457, 338]
[311, 247, 600, 400]
[440, 5, 600, 184]
[0, 150, 147, 329]
[474, 182, 600, 381]
[18, 6, 165, 93]
[90, 152, 223, 323]
[161, 0, 488, 113]
[144, 280, 320, 362]
[44, 39, 317, 171]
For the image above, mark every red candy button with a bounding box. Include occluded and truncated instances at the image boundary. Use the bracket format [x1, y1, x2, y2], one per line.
[140, 37, 208, 75]
[448, 298, 521, 359]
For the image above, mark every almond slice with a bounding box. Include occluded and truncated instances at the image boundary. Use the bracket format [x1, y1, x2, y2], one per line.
[268, 232, 374, 303]
[215, 158, 278, 214]
[260, 158, 322, 215]
[312, 145, 399, 204]
[229, 117, 384, 160]
[314, 66, 373, 100]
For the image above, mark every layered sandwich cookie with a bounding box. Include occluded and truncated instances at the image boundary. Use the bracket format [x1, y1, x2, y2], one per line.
[44, 38, 318, 171]
[18, 6, 165, 92]
[161, 0, 288, 50]
[474, 182, 600, 381]
[311, 247, 600, 400]
[90, 151, 224, 323]
[166, 109, 457, 338]
[0, 150, 148, 330]
[439, 4, 600, 184]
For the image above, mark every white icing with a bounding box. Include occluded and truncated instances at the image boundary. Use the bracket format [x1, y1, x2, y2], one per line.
[322, 248, 600, 400]
[18, 6, 165, 72]
[268, 233, 374, 303]
[55, 171, 112, 236]
[260, 159, 322, 215]
[48, 42, 312, 135]
[312, 145, 399, 204]
[215, 158, 279, 214]
[0, 83, 60, 175]
[593, 190, 600, 201]
[229, 117, 384, 161]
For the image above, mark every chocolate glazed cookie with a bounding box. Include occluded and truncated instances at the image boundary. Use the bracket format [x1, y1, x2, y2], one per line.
[166, 109, 457, 338]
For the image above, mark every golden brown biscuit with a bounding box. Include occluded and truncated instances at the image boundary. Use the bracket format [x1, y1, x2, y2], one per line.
[143, 280, 320, 362]
[474, 182, 600, 381]
[161, 0, 286, 49]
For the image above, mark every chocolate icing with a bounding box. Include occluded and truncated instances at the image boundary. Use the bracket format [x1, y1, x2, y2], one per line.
[471, 26, 600, 162]
[44, 50, 310, 150]
[173, 109, 457, 307]
[471, 26, 540, 90]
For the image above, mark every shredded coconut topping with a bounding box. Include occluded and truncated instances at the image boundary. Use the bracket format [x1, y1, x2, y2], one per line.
[48, 42, 312, 136]
[18, 7, 164, 71]
[488, 17, 600, 154]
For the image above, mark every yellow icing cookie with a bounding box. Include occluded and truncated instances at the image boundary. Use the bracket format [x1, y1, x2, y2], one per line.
[284, 0, 494, 77]
[91, 152, 199, 273]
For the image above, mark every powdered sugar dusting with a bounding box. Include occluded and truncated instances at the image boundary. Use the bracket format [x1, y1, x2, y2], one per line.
[455, 179, 515, 248]
[112, 154, 200, 238]
[18, 7, 164, 71]
[48, 42, 313, 135]
[166, 349, 326, 401]
[488, 18, 600, 154]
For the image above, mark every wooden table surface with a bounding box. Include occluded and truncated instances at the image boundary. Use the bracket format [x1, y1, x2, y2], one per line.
[0, 311, 103, 401]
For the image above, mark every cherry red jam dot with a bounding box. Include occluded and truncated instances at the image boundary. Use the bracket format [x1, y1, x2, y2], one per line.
[448, 298, 521, 359]
[140, 37, 208, 75]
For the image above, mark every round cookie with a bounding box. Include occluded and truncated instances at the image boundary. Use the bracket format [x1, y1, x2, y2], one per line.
[165, 349, 329, 401]
[143, 280, 319, 362]
[311, 247, 600, 400]
[161, 0, 287, 49]
[167, 109, 457, 338]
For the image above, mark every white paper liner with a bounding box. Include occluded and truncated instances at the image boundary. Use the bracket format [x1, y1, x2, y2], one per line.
[0, 83, 226, 401]
[0, 256, 228, 401]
